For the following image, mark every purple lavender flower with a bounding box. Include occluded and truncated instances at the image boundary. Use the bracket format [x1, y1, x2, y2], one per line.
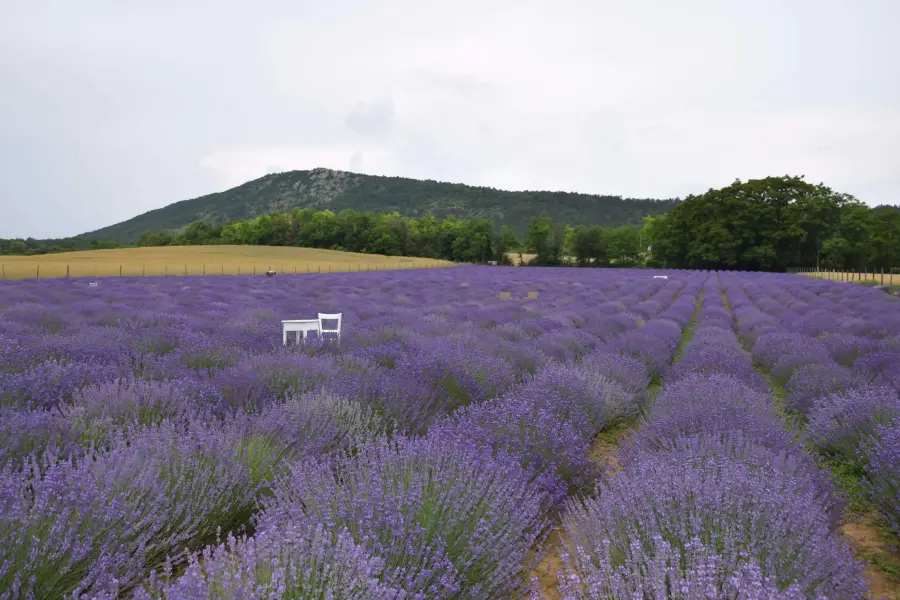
[807, 386, 900, 462]
[865, 418, 900, 537]
[784, 362, 868, 416]
[129, 523, 402, 600]
[580, 351, 651, 404]
[259, 434, 550, 598]
[561, 434, 866, 599]
[629, 374, 796, 455]
[256, 391, 391, 457]
[0, 406, 75, 467]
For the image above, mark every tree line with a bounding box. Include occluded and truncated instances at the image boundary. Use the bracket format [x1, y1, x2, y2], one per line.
[642, 176, 900, 272]
[3, 175, 898, 272]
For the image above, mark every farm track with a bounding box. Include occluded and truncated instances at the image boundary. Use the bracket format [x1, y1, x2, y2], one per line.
[726, 285, 900, 600]
[531, 285, 705, 599]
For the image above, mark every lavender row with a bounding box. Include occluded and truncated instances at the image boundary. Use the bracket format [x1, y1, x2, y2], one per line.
[0, 268, 693, 598]
[134, 274, 699, 598]
[558, 273, 868, 598]
[730, 274, 900, 544]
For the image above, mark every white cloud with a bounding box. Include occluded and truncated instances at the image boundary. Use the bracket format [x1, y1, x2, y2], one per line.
[1, 0, 899, 237]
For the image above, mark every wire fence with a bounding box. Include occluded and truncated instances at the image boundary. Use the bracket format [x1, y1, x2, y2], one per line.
[787, 266, 899, 286]
[0, 261, 454, 280]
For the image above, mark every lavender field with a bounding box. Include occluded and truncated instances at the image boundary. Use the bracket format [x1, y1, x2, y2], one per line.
[2, 267, 899, 599]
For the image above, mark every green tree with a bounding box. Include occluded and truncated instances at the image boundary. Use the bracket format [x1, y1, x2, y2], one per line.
[177, 221, 219, 245]
[570, 225, 608, 266]
[870, 209, 900, 270]
[646, 176, 862, 271]
[500, 225, 519, 252]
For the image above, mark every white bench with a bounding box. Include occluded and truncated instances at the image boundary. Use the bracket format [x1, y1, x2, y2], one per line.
[282, 319, 319, 345]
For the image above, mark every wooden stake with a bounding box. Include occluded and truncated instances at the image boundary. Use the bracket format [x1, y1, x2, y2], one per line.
[36, 265, 40, 278]
[66, 265, 70, 277]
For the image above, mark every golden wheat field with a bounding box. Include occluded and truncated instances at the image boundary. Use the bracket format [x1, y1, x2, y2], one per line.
[0, 246, 453, 280]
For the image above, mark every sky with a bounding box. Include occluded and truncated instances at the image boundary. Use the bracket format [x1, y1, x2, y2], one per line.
[2, 0, 899, 239]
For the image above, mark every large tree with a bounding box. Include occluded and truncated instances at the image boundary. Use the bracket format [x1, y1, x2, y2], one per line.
[647, 176, 865, 271]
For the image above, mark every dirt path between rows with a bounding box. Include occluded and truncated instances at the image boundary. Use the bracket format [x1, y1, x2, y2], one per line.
[531, 425, 631, 599]
[842, 513, 900, 600]
[530, 283, 702, 599]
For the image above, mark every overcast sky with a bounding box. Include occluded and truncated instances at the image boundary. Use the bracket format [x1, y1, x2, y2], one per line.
[2, 0, 899, 238]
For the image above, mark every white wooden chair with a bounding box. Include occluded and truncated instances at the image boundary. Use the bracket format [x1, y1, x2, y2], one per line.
[318, 313, 342, 342]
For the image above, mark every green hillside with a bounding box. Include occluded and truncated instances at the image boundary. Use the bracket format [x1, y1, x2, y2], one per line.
[79, 168, 679, 243]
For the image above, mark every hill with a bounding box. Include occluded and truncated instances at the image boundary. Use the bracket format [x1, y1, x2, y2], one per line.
[79, 168, 679, 243]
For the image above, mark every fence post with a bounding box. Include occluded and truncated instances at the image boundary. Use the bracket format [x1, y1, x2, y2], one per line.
[119, 265, 122, 277]
[881, 268, 884, 286]
[203, 265, 206, 276]
[36, 265, 40, 278]
[184, 264, 187, 276]
[221, 266, 224, 275]
[165, 265, 168, 276]
[66, 264, 70, 278]
[318, 265, 321, 273]
[294, 264, 297, 274]
[1, 264, 4, 279]
[238, 266, 241, 275]
[143, 265, 146, 276]
[254, 266, 256, 275]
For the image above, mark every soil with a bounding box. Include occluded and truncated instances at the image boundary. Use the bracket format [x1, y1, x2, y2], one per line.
[531, 526, 566, 600]
[841, 512, 900, 600]
[531, 427, 632, 599]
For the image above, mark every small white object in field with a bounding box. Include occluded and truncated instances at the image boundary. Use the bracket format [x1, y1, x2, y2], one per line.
[281, 318, 320, 344]
[89, 282, 98, 287]
[653, 275, 668, 279]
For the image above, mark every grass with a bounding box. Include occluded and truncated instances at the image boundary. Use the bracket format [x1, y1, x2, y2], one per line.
[802, 271, 900, 286]
[0, 245, 453, 280]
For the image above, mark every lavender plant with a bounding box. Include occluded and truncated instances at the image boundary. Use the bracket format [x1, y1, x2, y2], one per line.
[259, 434, 551, 599]
[561, 435, 866, 599]
[129, 524, 402, 600]
[864, 418, 900, 537]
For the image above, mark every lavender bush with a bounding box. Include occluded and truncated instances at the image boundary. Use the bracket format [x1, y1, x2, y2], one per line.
[807, 386, 900, 462]
[259, 434, 550, 599]
[864, 418, 900, 537]
[129, 523, 402, 600]
[561, 436, 866, 599]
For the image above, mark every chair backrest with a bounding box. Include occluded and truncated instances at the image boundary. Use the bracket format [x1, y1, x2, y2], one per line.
[318, 313, 342, 332]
